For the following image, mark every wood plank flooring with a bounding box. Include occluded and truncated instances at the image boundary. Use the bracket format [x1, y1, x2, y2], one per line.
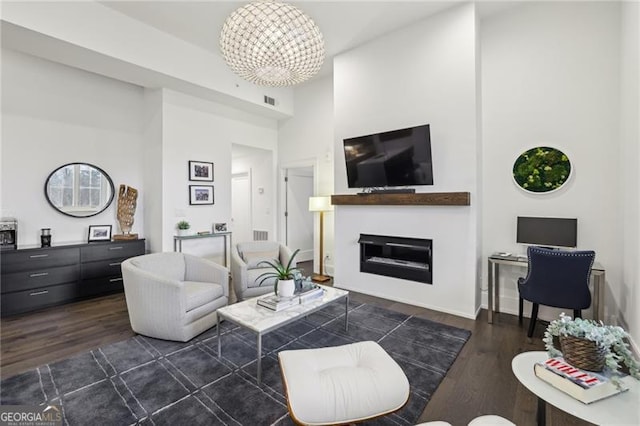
[1, 282, 591, 426]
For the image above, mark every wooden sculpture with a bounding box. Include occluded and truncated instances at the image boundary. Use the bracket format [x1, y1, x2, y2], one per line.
[113, 184, 139, 240]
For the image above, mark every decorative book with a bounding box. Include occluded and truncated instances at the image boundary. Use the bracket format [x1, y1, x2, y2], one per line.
[257, 295, 298, 312]
[534, 357, 629, 404]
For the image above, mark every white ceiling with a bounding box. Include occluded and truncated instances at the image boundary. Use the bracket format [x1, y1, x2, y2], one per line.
[100, 1, 485, 82]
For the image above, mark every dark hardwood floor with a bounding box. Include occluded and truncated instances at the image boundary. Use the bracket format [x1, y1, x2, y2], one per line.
[1, 265, 591, 426]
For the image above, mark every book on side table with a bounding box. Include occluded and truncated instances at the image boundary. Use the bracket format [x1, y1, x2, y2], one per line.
[534, 357, 629, 404]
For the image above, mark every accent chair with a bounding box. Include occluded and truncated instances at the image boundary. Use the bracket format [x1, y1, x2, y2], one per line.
[230, 241, 296, 301]
[121, 252, 229, 342]
[518, 246, 595, 337]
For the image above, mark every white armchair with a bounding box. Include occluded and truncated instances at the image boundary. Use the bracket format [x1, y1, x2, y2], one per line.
[121, 252, 229, 342]
[231, 241, 296, 301]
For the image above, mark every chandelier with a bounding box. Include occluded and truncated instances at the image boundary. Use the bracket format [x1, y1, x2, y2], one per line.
[220, 0, 325, 87]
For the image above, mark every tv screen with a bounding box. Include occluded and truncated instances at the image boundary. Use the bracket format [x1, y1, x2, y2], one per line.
[516, 216, 578, 248]
[343, 124, 433, 188]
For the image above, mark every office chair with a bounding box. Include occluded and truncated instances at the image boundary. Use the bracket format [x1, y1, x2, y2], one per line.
[518, 246, 595, 338]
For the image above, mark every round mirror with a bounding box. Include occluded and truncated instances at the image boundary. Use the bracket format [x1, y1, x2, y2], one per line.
[44, 163, 115, 217]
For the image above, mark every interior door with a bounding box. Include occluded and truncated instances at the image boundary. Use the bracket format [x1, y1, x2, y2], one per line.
[232, 172, 252, 244]
[285, 167, 313, 262]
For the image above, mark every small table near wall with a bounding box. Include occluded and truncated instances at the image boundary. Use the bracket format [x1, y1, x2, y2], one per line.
[512, 351, 639, 426]
[173, 232, 232, 267]
[487, 254, 605, 324]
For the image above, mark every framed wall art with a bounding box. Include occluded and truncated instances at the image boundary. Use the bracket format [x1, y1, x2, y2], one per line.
[88, 225, 112, 242]
[213, 223, 228, 233]
[189, 185, 214, 205]
[512, 146, 572, 193]
[189, 161, 214, 182]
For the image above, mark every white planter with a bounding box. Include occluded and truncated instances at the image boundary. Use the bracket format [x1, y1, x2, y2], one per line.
[177, 229, 190, 236]
[277, 279, 295, 298]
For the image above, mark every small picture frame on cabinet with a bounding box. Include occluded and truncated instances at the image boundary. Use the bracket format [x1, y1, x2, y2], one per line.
[214, 223, 228, 233]
[88, 225, 112, 242]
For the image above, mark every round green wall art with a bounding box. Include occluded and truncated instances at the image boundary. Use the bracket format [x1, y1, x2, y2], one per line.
[512, 146, 572, 193]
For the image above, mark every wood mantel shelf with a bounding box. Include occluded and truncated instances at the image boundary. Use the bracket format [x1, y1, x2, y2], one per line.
[331, 192, 470, 206]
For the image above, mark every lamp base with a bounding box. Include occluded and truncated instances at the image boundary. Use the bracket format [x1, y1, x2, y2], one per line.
[311, 274, 331, 283]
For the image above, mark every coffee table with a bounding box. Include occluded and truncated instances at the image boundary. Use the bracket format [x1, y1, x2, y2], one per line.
[216, 285, 349, 384]
[512, 351, 639, 426]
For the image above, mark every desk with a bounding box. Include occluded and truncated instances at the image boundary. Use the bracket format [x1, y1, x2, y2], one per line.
[173, 232, 232, 267]
[487, 254, 605, 324]
[512, 351, 639, 426]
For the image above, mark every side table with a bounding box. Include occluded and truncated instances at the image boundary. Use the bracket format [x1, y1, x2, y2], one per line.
[511, 351, 639, 426]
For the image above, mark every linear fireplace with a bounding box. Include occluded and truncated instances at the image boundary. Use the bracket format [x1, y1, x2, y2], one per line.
[358, 234, 432, 284]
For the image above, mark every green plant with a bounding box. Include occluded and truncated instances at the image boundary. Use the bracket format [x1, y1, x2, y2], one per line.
[513, 146, 571, 192]
[176, 220, 190, 230]
[257, 249, 300, 293]
[543, 313, 640, 385]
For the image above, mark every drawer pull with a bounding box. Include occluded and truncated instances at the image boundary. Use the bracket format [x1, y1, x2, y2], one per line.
[109, 247, 124, 251]
[109, 262, 122, 266]
[29, 272, 49, 278]
[109, 278, 124, 283]
[29, 254, 49, 258]
[30, 290, 49, 296]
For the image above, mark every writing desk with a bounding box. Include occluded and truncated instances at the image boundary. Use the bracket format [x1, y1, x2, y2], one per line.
[487, 254, 605, 324]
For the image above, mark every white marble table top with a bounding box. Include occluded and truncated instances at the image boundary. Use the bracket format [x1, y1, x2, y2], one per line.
[217, 285, 349, 334]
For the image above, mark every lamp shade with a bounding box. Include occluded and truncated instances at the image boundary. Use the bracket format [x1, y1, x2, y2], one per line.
[309, 196, 333, 212]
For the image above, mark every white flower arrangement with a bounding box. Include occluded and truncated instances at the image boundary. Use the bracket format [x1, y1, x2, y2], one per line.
[543, 313, 640, 385]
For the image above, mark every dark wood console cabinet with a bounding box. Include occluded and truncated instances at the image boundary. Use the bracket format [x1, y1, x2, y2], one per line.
[1, 239, 145, 316]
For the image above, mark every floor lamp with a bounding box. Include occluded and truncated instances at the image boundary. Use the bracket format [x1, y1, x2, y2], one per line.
[309, 196, 332, 283]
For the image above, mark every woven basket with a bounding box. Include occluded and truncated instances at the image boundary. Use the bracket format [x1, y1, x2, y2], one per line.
[560, 335, 606, 372]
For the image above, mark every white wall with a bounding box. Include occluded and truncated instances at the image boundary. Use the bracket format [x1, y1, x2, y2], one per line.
[619, 1, 640, 347]
[279, 76, 335, 274]
[158, 90, 278, 262]
[333, 4, 480, 318]
[481, 2, 622, 322]
[1, 49, 145, 246]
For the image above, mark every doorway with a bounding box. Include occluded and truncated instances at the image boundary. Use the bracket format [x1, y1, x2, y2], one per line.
[283, 166, 314, 262]
[231, 172, 252, 244]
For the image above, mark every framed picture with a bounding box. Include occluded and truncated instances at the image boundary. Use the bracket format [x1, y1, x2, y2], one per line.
[512, 146, 572, 193]
[189, 161, 214, 182]
[189, 185, 214, 205]
[88, 225, 112, 242]
[214, 223, 228, 233]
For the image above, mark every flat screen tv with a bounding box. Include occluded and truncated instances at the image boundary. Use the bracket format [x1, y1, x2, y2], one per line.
[516, 216, 578, 248]
[343, 124, 433, 188]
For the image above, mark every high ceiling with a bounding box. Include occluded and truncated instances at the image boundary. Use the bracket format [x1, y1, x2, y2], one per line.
[100, 1, 475, 82]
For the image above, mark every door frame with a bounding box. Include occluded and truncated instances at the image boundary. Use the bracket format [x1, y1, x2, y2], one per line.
[232, 170, 252, 244]
[279, 158, 318, 247]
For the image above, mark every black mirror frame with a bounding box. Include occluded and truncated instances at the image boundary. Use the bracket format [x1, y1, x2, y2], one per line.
[44, 162, 115, 218]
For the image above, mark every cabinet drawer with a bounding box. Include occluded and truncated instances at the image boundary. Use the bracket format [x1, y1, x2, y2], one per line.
[81, 241, 145, 262]
[81, 258, 126, 280]
[2, 264, 79, 293]
[79, 276, 124, 298]
[1, 248, 79, 274]
[1, 282, 79, 316]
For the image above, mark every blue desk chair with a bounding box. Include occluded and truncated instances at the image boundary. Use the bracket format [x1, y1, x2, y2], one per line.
[518, 246, 595, 338]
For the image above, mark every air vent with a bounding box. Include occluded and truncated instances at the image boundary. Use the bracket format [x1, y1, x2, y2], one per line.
[263, 95, 276, 106]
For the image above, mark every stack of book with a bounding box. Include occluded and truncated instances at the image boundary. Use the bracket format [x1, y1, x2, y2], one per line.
[534, 357, 629, 404]
[257, 295, 298, 312]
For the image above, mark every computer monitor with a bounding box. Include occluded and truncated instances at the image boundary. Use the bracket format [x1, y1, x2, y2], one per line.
[516, 216, 578, 248]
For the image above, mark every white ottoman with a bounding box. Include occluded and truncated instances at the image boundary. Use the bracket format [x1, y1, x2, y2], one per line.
[278, 341, 410, 425]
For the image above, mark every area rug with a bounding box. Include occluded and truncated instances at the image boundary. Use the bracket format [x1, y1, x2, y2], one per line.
[1, 301, 471, 425]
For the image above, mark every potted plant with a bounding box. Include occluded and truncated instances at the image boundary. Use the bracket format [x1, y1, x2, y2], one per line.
[176, 220, 190, 236]
[257, 248, 300, 297]
[543, 313, 640, 385]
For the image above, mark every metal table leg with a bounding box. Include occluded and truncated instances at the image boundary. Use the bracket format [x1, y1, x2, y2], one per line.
[217, 315, 222, 358]
[488, 259, 494, 323]
[345, 294, 349, 331]
[257, 333, 262, 384]
[536, 397, 546, 426]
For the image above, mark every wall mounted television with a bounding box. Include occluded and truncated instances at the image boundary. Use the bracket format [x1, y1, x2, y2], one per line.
[343, 124, 433, 188]
[516, 216, 578, 248]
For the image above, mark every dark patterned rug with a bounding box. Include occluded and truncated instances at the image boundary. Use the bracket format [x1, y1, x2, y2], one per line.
[1, 301, 471, 425]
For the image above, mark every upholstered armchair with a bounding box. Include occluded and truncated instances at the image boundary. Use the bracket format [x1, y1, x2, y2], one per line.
[121, 252, 229, 342]
[231, 241, 296, 301]
[518, 246, 595, 338]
